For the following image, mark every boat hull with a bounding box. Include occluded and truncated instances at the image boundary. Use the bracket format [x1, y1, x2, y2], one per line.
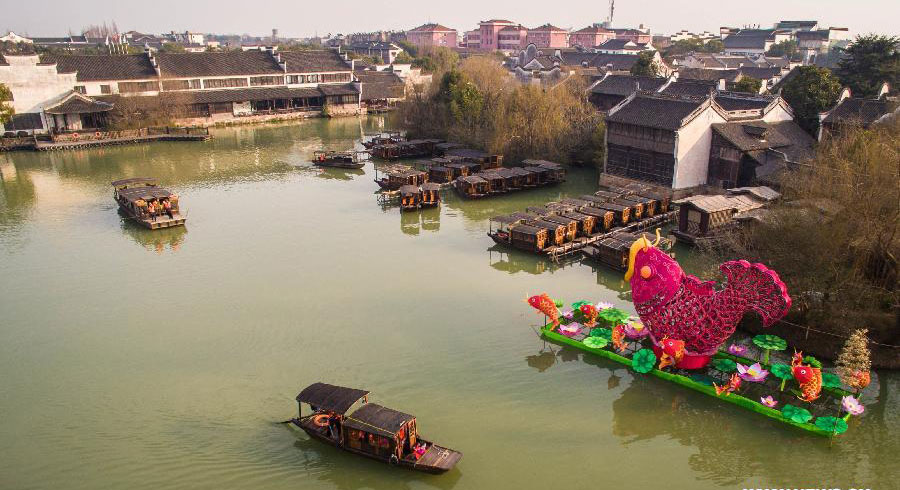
[291, 418, 461, 474]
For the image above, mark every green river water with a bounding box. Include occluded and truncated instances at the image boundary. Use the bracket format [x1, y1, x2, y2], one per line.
[1, 116, 896, 490]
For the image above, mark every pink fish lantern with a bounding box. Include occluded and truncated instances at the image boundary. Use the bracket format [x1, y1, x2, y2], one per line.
[558, 322, 582, 337]
[760, 395, 778, 408]
[737, 362, 769, 383]
[623, 319, 649, 339]
[841, 396, 865, 416]
[727, 344, 748, 356]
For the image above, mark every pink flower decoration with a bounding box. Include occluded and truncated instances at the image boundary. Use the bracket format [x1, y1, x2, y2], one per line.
[558, 322, 582, 337]
[841, 396, 865, 416]
[736, 362, 769, 382]
[595, 301, 614, 310]
[727, 344, 748, 356]
[561, 309, 574, 320]
[623, 320, 649, 339]
[760, 395, 778, 408]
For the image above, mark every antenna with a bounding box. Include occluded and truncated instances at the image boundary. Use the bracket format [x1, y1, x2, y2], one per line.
[607, 0, 615, 26]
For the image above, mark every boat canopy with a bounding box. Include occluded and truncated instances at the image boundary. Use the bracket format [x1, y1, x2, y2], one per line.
[421, 182, 441, 191]
[116, 186, 174, 203]
[399, 185, 421, 196]
[296, 383, 369, 415]
[344, 403, 415, 438]
[111, 177, 158, 188]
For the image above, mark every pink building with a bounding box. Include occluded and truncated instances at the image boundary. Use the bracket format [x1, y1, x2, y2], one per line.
[477, 19, 515, 51]
[497, 24, 528, 51]
[406, 23, 458, 50]
[569, 26, 615, 48]
[611, 28, 652, 44]
[463, 30, 481, 49]
[525, 24, 569, 49]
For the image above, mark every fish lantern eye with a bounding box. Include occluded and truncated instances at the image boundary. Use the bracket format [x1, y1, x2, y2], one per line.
[798, 368, 807, 376]
[640, 266, 653, 279]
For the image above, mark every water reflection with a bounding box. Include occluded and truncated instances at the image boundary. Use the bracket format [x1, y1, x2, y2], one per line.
[399, 208, 441, 236]
[314, 167, 366, 181]
[119, 217, 187, 254]
[0, 157, 37, 229]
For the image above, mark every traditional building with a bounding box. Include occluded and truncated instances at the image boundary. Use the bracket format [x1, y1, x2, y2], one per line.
[588, 74, 672, 111]
[722, 29, 792, 56]
[569, 26, 615, 49]
[405, 23, 458, 50]
[355, 70, 406, 111]
[604, 90, 807, 190]
[610, 28, 652, 44]
[346, 41, 403, 64]
[818, 84, 898, 140]
[594, 38, 652, 55]
[796, 28, 850, 65]
[0, 47, 364, 132]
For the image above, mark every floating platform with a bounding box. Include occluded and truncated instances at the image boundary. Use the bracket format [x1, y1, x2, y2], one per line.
[540, 322, 855, 437]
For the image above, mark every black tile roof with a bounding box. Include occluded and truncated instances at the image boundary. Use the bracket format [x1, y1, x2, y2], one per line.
[44, 93, 114, 114]
[723, 30, 776, 49]
[712, 121, 815, 162]
[355, 71, 404, 101]
[738, 66, 783, 80]
[280, 50, 352, 73]
[714, 92, 776, 111]
[679, 68, 741, 82]
[661, 80, 718, 97]
[591, 75, 668, 96]
[597, 39, 634, 50]
[156, 51, 283, 77]
[607, 94, 708, 130]
[823, 97, 896, 126]
[42, 54, 158, 81]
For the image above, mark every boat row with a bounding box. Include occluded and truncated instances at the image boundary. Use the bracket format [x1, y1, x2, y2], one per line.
[378, 183, 443, 211]
[488, 185, 671, 254]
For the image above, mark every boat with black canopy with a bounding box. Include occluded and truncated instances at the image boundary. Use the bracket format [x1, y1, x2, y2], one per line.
[287, 383, 462, 474]
[312, 150, 368, 169]
[111, 177, 185, 230]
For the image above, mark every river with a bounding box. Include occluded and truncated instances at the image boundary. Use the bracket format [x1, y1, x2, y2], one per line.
[1, 116, 896, 490]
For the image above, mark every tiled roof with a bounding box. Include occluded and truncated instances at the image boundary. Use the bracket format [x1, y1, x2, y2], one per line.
[155, 51, 283, 77]
[679, 68, 741, 82]
[44, 92, 114, 114]
[482, 19, 513, 24]
[409, 23, 455, 32]
[597, 39, 635, 50]
[318, 83, 360, 96]
[796, 30, 830, 40]
[42, 54, 158, 81]
[607, 94, 708, 130]
[660, 80, 718, 97]
[589, 53, 641, 70]
[714, 92, 775, 111]
[355, 71, 404, 100]
[530, 24, 565, 32]
[823, 97, 896, 126]
[712, 121, 815, 162]
[591, 75, 668, 96]
[738, 66, 782, 80]
[280, 50, 351, 72]
[574, 26, 612, 34]
[723, 30, 775, 49]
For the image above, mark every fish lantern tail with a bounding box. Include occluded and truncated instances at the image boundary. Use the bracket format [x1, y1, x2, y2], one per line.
[719, 260, 792, 327]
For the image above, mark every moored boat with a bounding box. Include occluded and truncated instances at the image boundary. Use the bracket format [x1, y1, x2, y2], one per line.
[287, 383, 462, 474]
[312, 150, 367, 169]
[111, 177, 185, 230]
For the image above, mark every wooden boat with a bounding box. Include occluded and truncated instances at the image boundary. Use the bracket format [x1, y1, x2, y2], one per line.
[363, 131, 404, 149]
[312, 150, 367, 169]
[525, 219, 567, 246]
[445, 148, 503, 169]
[489, 215, 549, 252]
[111, 177, 185, 230]
[288, 383, 462, 473]
[399, 185, 423, 212]
[453, 175, 489, 199]
[541, 214, 578, 242]
[421, 182, 441, 208]
[375, 167, 427, 191]
[521, 159, 566, 183]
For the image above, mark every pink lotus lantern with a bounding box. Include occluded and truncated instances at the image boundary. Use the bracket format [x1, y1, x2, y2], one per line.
[841, 396, 865, 416]
[737, 362, 769, 383]
[760, 395, 778, 408]
[727, 344, 748, 356]
[623, 319, 649, 339]
[558, 322, 582, 337]
[596, 301, 614, 311]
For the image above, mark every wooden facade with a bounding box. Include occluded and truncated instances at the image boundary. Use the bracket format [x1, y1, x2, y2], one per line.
[605, 122, 677, 186]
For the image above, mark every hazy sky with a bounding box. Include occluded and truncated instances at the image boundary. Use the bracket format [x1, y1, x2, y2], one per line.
[2, 0, 897, 38]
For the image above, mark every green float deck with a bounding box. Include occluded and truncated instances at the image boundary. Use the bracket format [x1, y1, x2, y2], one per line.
[540, 324, 854, 437]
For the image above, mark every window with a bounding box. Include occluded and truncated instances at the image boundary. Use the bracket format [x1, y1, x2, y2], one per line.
[99, 85, 111, 94]
[202, 78, 249, 89]
[308, 74, 319, 83]
[250, 76, 281, 86]
[287, 75, 300, 84]
[74, 86, 86, 94]
[117, 81, 159, 93]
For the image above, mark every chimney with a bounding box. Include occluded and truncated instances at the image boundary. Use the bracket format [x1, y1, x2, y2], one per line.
[146, 47, 160, 76]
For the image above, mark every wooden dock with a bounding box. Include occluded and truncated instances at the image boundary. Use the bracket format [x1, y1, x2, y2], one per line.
[546, 211, 675, 262]
[35, 133, 209, 151]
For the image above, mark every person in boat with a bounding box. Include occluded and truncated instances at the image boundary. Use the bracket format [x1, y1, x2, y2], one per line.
[414, 442, 427, 460]
[148, 200, 157, 222]
[162, 199, 173, 219]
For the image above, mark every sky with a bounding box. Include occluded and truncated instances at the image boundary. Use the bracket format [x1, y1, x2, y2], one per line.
[2, 0, 897, 38]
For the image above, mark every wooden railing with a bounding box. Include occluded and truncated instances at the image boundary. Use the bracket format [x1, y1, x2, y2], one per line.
[50, 126, 209, 142]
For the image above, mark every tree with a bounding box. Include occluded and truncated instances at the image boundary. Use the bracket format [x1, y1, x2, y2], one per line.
[766, 39, 798, 59]
[836, 34, 900, 98]
[0, 83, 14, 125]
[630, 51, 658, 77]
[781, 65, 842, 136]
[159, 42, 185, 53]
[732, 76, 762, 94]
[662, 38, 723, 59]
[394, 50, 413, 64]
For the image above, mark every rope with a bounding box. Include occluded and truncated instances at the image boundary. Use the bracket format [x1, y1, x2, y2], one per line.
[771, 318, 899, 349]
